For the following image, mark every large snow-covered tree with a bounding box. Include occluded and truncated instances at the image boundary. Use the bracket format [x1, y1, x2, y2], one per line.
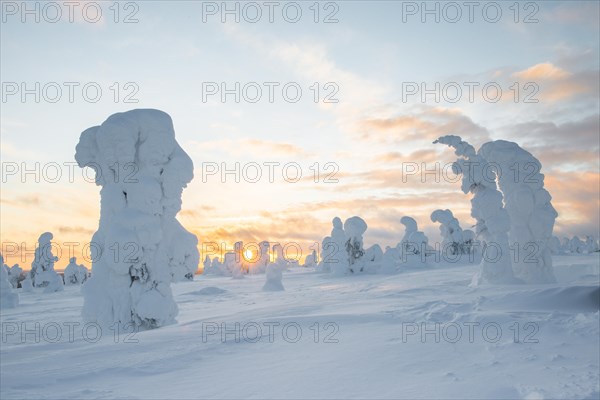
[435, 135, 557, 284]
[75, 109, 199, 328]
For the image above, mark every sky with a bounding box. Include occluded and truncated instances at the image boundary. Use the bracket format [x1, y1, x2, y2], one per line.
[1, 0, 599, 269]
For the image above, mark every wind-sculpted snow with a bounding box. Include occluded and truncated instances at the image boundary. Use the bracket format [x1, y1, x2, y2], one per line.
[75, 109, 199, 329]
[435, 135, 558, 284]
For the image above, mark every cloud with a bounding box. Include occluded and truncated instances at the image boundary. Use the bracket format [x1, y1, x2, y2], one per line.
[190, 138, 309, 158]
[57, 226, 95, 235]
[542, 2, 600, 29]
[499, 114, 600, 170]
[545, 171, 600, 238]
[511, 62, 598, 102]
[512, 63, 571, 81]
[358, 106, 491, 146]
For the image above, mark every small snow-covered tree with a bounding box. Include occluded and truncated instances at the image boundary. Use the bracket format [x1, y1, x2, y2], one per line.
[343, 216, 368, 274]
[262, 262, 284, 291]
[316, 236, 332, 273]
[1, 254, 19, 309]
[8, 264, 23, 289]
[75, 109, 199, 329]
[431, 209, 469, 256]
[29, 232, 63, 292]
[380, 246, 400, 274]
[202, 255, 212, 275]
[272, 243, 288, 268]
[64, 257, 87, 285]
[255, 241, 271, 273]
[549, 236, 563, 255]
[303, 250, 317, 268]
[398, 217, 430, 256]
[211, 257, 225, 275]
[569, 236, 584, 253]
[318, 217, 348, 274]
[2, 257, 22, 289]
[585, 236, 599, 253]
[363, 244, 383, 273]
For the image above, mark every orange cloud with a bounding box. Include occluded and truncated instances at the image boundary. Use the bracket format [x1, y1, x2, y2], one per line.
[513, 63, 571, 81]
[358, 106, 490, 146]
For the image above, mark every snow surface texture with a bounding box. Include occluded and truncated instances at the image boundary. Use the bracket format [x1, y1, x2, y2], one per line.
[1, 255, 598, 399]
[27, 232, 64, 293]
[74, 109, 199, 329]
[0, 254, 19, 309]
[435, 136, 517, 284]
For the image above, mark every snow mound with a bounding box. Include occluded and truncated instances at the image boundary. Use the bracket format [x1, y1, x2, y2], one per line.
[187, 287, 228, 296]
[263, 263, 284, 291]
[483, 286, 599, 312]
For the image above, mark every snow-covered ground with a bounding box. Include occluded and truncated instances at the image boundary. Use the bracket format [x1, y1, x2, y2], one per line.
[2, 255, 599, 400]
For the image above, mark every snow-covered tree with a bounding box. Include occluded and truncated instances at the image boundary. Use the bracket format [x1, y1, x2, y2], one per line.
[202, 255, 213, 275]
[262, 262, 284, 291]
[436, 136, 558, 283]
[569, 236, 585, 253]
[255, 241, 271, 273]
[398, 217, 430, 256]
[8, 264, 22, 289]
[585, 236, 599, 253]
[1, 254, 19, 309]
[431, 209, 471, 256]
[318, 217, 347, 273]
[303, 250, 317, 268]
[75, 109, 199, 329]
[29, 232, 63, 292]
[363, 244, 383, 273]
[63, 257, 87, 285]
[211, 257, 226, 275]
[2, 258, 22, 289]
[342, 216, 368, 274]
[380, 246, 400, 274]
[272, 243, 288, 268]
[550, 236, 563, 255]
[479, 140, 557, 283]
[435, 136, 516, 284]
